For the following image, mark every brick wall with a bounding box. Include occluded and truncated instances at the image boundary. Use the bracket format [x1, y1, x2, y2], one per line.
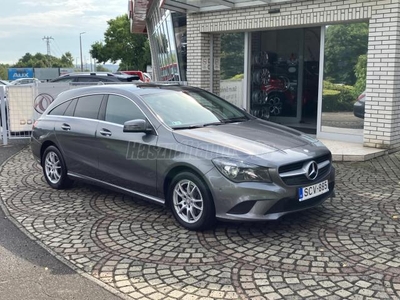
[364, 1, 400, 150]
[187, 0, 400, 150]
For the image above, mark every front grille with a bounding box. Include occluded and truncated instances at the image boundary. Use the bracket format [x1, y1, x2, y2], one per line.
[281, 164, 330, 185]
[278, 154, 331, 186]
[279, 154, 331, 173]
[267, 181, 335, 214]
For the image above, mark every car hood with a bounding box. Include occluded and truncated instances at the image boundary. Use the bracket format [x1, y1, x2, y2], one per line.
[173, 119, 313, 156]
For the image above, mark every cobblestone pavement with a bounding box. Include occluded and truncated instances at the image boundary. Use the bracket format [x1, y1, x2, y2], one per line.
[1, 148, 400, 300]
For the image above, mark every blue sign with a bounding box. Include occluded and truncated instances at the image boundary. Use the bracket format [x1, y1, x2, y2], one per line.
[8, 68, 34, 80]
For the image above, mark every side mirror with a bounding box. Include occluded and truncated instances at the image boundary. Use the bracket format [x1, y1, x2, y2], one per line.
[123, 119, 153, 133]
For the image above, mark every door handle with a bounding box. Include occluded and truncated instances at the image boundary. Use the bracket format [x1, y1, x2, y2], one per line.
[61, 123, 71, 131]
[99, 128, 112, 137]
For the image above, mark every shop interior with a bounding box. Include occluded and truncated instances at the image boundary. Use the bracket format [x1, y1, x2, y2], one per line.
[250, 27, 321, 134]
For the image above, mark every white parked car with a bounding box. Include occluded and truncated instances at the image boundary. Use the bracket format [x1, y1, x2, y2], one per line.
[10, 78, 41, 85]
[0, 80, 11, 85]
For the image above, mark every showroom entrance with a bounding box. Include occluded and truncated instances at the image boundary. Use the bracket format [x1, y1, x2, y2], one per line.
[249, 27, 321, 134]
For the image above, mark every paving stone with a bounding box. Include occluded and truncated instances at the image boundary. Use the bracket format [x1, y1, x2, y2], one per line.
[2, 149, 400, 299]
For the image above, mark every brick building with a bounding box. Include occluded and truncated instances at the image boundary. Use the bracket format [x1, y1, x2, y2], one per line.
[129, 0, 400, 150]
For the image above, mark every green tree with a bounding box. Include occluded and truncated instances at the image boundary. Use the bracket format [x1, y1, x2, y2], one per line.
[60, 52, 74, 67]
[354, 54, 367, 96]
[12, 52, 74, 68]
[90, 14, 151, 71]
[220, 33, 244, 80]
[0, 64, 10, 79]
[95, 64, 110, 72]
[324, 23, 368, 85]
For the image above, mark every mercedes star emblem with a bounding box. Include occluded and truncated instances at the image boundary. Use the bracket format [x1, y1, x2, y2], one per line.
[305, 161, 318, 180]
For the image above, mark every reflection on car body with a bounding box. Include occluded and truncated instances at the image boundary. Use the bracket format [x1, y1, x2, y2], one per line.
[31, 84, 335, 230]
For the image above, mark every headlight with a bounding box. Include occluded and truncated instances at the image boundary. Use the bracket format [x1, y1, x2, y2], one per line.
[212, 158, 272, 183]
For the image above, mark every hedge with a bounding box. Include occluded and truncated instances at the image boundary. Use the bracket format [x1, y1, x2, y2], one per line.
[322, 81, 356, 112]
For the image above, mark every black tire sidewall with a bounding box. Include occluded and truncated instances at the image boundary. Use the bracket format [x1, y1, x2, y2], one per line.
[168, 172, 215, 231]
[42, 145, 70, 189]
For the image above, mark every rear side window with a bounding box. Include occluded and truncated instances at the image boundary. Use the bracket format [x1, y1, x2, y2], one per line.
[74, 95, 103, 119]
[105, 95, 145, 125]
[64, 99, 77, 116]
[48, 101, 70, 116]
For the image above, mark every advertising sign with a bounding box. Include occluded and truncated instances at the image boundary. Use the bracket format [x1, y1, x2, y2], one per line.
[7, 85, 36, 132]
[34, 68, 59, 81]
[220, 80, 243, 108]
[8, 68, 34, 80]
[33, 82, 71, 118]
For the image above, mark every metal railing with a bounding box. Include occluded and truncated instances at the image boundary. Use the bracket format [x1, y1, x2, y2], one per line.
[0, 86, 8, 145]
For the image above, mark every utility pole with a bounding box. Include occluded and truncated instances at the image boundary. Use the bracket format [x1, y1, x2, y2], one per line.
[79, 32, 86, 72]
[42, 36, 54, 67]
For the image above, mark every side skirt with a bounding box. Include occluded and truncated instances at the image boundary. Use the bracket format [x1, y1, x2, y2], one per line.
[67, 172, 165, 206]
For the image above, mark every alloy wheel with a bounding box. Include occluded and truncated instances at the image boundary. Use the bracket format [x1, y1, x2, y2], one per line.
[173, 179, 204, 224]
[44, 151, 62, 184]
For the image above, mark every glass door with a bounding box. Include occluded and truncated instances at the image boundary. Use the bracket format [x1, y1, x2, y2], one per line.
[250, 29, 303, 123]
[318, 22, 368, 142]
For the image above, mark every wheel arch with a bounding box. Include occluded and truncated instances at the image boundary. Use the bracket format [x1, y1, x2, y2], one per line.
[163, 164, 215, 208]
[40, 140, 57, 163]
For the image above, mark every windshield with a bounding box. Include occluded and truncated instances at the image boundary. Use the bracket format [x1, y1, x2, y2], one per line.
[141, 89, 248, 129]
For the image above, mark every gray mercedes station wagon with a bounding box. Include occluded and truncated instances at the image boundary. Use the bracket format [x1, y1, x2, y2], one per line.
[31, 84, 335, 230]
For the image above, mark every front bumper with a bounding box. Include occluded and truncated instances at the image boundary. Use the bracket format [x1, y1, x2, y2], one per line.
[205, 165, 335, 221]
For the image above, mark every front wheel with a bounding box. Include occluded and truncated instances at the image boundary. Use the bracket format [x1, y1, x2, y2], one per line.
[168, 172, 216, 231]
[42, 145, 72, 189]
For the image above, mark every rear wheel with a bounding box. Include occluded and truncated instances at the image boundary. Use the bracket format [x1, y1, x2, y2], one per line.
[42, 146, 72, 189]
[168, 172, 216, 231]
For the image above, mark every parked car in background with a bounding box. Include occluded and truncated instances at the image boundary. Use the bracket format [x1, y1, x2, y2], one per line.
[353, 91, 365, 119]
[31, 83, 335, 230]
[10, 78, 41, 85]
[0, 80, 11, 85]
[117, 70, 151, 82]
[50, 72, 141, 83]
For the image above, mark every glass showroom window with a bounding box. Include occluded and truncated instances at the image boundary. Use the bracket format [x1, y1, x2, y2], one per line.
[219, 33, 244, 108]
[320, 22, 368, 138]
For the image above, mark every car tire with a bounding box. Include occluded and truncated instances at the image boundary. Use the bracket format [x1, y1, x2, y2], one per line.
[42, 145, 72, 189]
[168, 172, 216, 231]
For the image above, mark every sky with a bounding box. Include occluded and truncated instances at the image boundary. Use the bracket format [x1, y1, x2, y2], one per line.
[0, 0, 129, 66]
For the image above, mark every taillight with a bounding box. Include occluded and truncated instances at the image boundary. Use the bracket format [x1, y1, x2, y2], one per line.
[357, 92, 366, 102]
[32, 120, 38, 129]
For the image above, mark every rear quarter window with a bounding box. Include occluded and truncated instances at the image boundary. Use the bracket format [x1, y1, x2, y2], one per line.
[48, 101, 71, 116]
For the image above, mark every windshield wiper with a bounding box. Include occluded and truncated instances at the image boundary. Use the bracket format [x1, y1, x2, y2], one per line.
[221, 117, 248, 124]
[202, 122, 224, 127]
[172, 125, 204, 130]
[172, 122, 223, 130]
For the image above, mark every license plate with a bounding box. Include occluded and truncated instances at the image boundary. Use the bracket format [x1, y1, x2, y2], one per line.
[299, 180, 329, 202]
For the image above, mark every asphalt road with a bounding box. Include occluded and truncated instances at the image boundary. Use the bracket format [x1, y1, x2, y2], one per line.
[0, 139, 123, 300]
